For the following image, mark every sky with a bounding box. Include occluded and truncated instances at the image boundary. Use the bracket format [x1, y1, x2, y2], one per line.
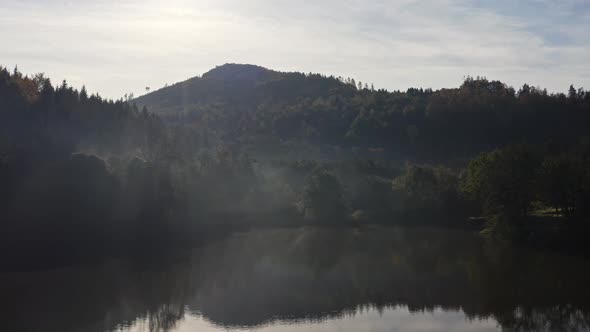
[1, 0, 589, 99]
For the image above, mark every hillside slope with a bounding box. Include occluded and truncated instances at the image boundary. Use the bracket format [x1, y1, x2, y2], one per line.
[135, 64, 590, 161]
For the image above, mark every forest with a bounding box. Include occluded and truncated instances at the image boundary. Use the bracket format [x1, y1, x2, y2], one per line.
[135, 64, 590, 161]
[2, 64, 590, 269]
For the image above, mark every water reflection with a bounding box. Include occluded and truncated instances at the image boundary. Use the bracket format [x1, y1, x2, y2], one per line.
[122, 306, 500, 332]
[2, 226, 590, 332]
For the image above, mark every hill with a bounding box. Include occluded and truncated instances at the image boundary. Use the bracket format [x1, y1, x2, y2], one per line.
[136, 63, 349, 112]
[135, 64, 590, 161]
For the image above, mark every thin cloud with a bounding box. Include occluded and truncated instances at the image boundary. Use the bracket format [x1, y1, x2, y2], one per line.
[0, 0, 588, 98]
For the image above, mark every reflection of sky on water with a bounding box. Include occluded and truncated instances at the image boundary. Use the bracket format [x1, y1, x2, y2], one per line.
[123, 306, 499, 332]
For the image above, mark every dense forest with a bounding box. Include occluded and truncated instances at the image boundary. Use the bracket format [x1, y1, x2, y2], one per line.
[2, 64, 590, 269]
[136, 63, 590, 161]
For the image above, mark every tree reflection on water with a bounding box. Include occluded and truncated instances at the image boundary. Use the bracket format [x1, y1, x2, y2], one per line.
[2, 226, 590, 332]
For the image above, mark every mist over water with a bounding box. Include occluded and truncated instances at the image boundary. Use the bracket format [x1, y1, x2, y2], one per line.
[3, 226, 590, 332]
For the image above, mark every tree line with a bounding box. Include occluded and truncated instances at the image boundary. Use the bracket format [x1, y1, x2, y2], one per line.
[3, 65, 590, 269]
[135, 64, 590, 161]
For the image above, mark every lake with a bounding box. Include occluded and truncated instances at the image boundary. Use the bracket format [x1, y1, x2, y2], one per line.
[3, 226, 590, 332]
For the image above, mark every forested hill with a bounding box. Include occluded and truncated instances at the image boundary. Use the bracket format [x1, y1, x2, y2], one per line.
[135, 64, 348, 113]
[135, 63, 590, 161]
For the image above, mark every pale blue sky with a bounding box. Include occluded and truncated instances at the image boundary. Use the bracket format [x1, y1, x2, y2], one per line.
[1, 0, 588, 98]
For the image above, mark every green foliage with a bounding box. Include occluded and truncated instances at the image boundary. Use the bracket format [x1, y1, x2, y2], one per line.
[0, 66, 165, 156]
[463, 142, 590, 238]
[463, 145, 539, 219]
[302, 169, 348, 222]
[135, 65, 590, 161]
[391, 165, 462, 218]
[15, 154, 118, 223]
[537, 155, 586, 218]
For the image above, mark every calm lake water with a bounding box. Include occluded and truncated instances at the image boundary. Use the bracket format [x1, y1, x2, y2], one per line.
[3, 226, 590, 332]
